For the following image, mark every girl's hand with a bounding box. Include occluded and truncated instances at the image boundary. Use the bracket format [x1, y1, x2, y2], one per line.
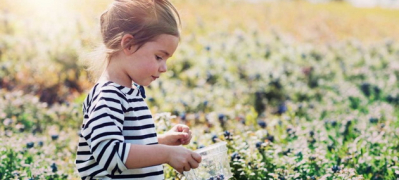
[167, 146, 202, 174]
[158, 124, 192, 146]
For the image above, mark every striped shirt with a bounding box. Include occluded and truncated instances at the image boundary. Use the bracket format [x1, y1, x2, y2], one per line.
[75, 81, 164, 180]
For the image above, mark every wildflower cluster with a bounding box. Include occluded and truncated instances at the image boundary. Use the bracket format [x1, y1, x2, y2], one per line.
[1, 0, 399, 180]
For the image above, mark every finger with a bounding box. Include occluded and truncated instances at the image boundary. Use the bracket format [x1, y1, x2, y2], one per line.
[176, 124, 187, 132]
[188, 156, 200, 169]
[185, 131, 192, 144]
[178, 164, 188, 173]
[188, 131, 192, 141]
[183, 138, 191, 145]
[192, 152, 202, 163]
[170, 131, 185, 137]
[183, 165, 190, 172]
[174, 132, 188, 139]
[182, 140, 189, 145]
[182, 135, 191, 145]
[172, 132, 187, 145]
[181, 125, 190, 133]
[175, 124, 188, 132]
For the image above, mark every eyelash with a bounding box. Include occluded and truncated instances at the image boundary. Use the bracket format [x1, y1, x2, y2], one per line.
[155, 55, 163, 61]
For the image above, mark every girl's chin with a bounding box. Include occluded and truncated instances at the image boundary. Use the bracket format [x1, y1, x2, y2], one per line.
[141, 82, 151, 87]
[135, 79, 153, 87]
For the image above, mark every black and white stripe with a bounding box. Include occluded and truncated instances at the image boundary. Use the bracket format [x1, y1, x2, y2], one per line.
[76, 81, 164, 180]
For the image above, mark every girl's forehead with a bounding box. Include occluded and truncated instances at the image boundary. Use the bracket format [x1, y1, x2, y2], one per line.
[152, 34, 179, 42]
[141, 34, 179, 56]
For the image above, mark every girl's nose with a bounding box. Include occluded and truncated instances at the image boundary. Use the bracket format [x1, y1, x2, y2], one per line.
[159, 62, 167, 72]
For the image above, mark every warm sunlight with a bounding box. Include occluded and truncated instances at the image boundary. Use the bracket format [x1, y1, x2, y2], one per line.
[1, 0, 399, 179]
[4, 0, 69, 19]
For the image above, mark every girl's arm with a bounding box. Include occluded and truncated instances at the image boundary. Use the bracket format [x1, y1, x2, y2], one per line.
[81, 86, 200, 174]
[80, 87, 132, 176]
[126, 144, 201, 173]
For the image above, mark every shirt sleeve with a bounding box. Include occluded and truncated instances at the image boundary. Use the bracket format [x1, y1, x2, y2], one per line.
[81, 88, 131, 175]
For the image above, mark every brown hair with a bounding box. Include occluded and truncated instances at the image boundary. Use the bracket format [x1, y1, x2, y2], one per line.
[82, 0, 181, 81]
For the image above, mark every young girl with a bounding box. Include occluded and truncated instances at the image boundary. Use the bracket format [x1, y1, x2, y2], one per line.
[75, 0, 202, 179]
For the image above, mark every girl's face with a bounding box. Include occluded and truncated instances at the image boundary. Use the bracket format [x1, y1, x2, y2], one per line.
[122, 34, 179, 87]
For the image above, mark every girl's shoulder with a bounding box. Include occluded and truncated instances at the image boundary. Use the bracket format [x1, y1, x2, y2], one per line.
[84, 80, 143, 102]
[91, 81, 130, 97]
[83, 81, 133, 111]
[89, 81, 141, 100]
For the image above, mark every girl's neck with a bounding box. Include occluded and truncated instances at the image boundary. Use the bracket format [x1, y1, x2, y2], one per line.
[98, 59, 135, 89]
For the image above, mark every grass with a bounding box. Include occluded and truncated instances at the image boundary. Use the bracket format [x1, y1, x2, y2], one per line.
[173, 0, 399, 44]
[0, 0, 399, 179]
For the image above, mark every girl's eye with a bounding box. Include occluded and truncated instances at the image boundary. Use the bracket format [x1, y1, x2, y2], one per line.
[155, 55, 163, 61]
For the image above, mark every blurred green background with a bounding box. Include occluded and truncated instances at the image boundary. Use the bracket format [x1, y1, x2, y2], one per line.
[1, 0, 399, 179]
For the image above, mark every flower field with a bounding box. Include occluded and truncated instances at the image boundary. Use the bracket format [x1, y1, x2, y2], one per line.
[1, 0, 399, 179]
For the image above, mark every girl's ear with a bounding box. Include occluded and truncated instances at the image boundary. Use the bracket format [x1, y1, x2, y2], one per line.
[121, 34, 135, 55]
